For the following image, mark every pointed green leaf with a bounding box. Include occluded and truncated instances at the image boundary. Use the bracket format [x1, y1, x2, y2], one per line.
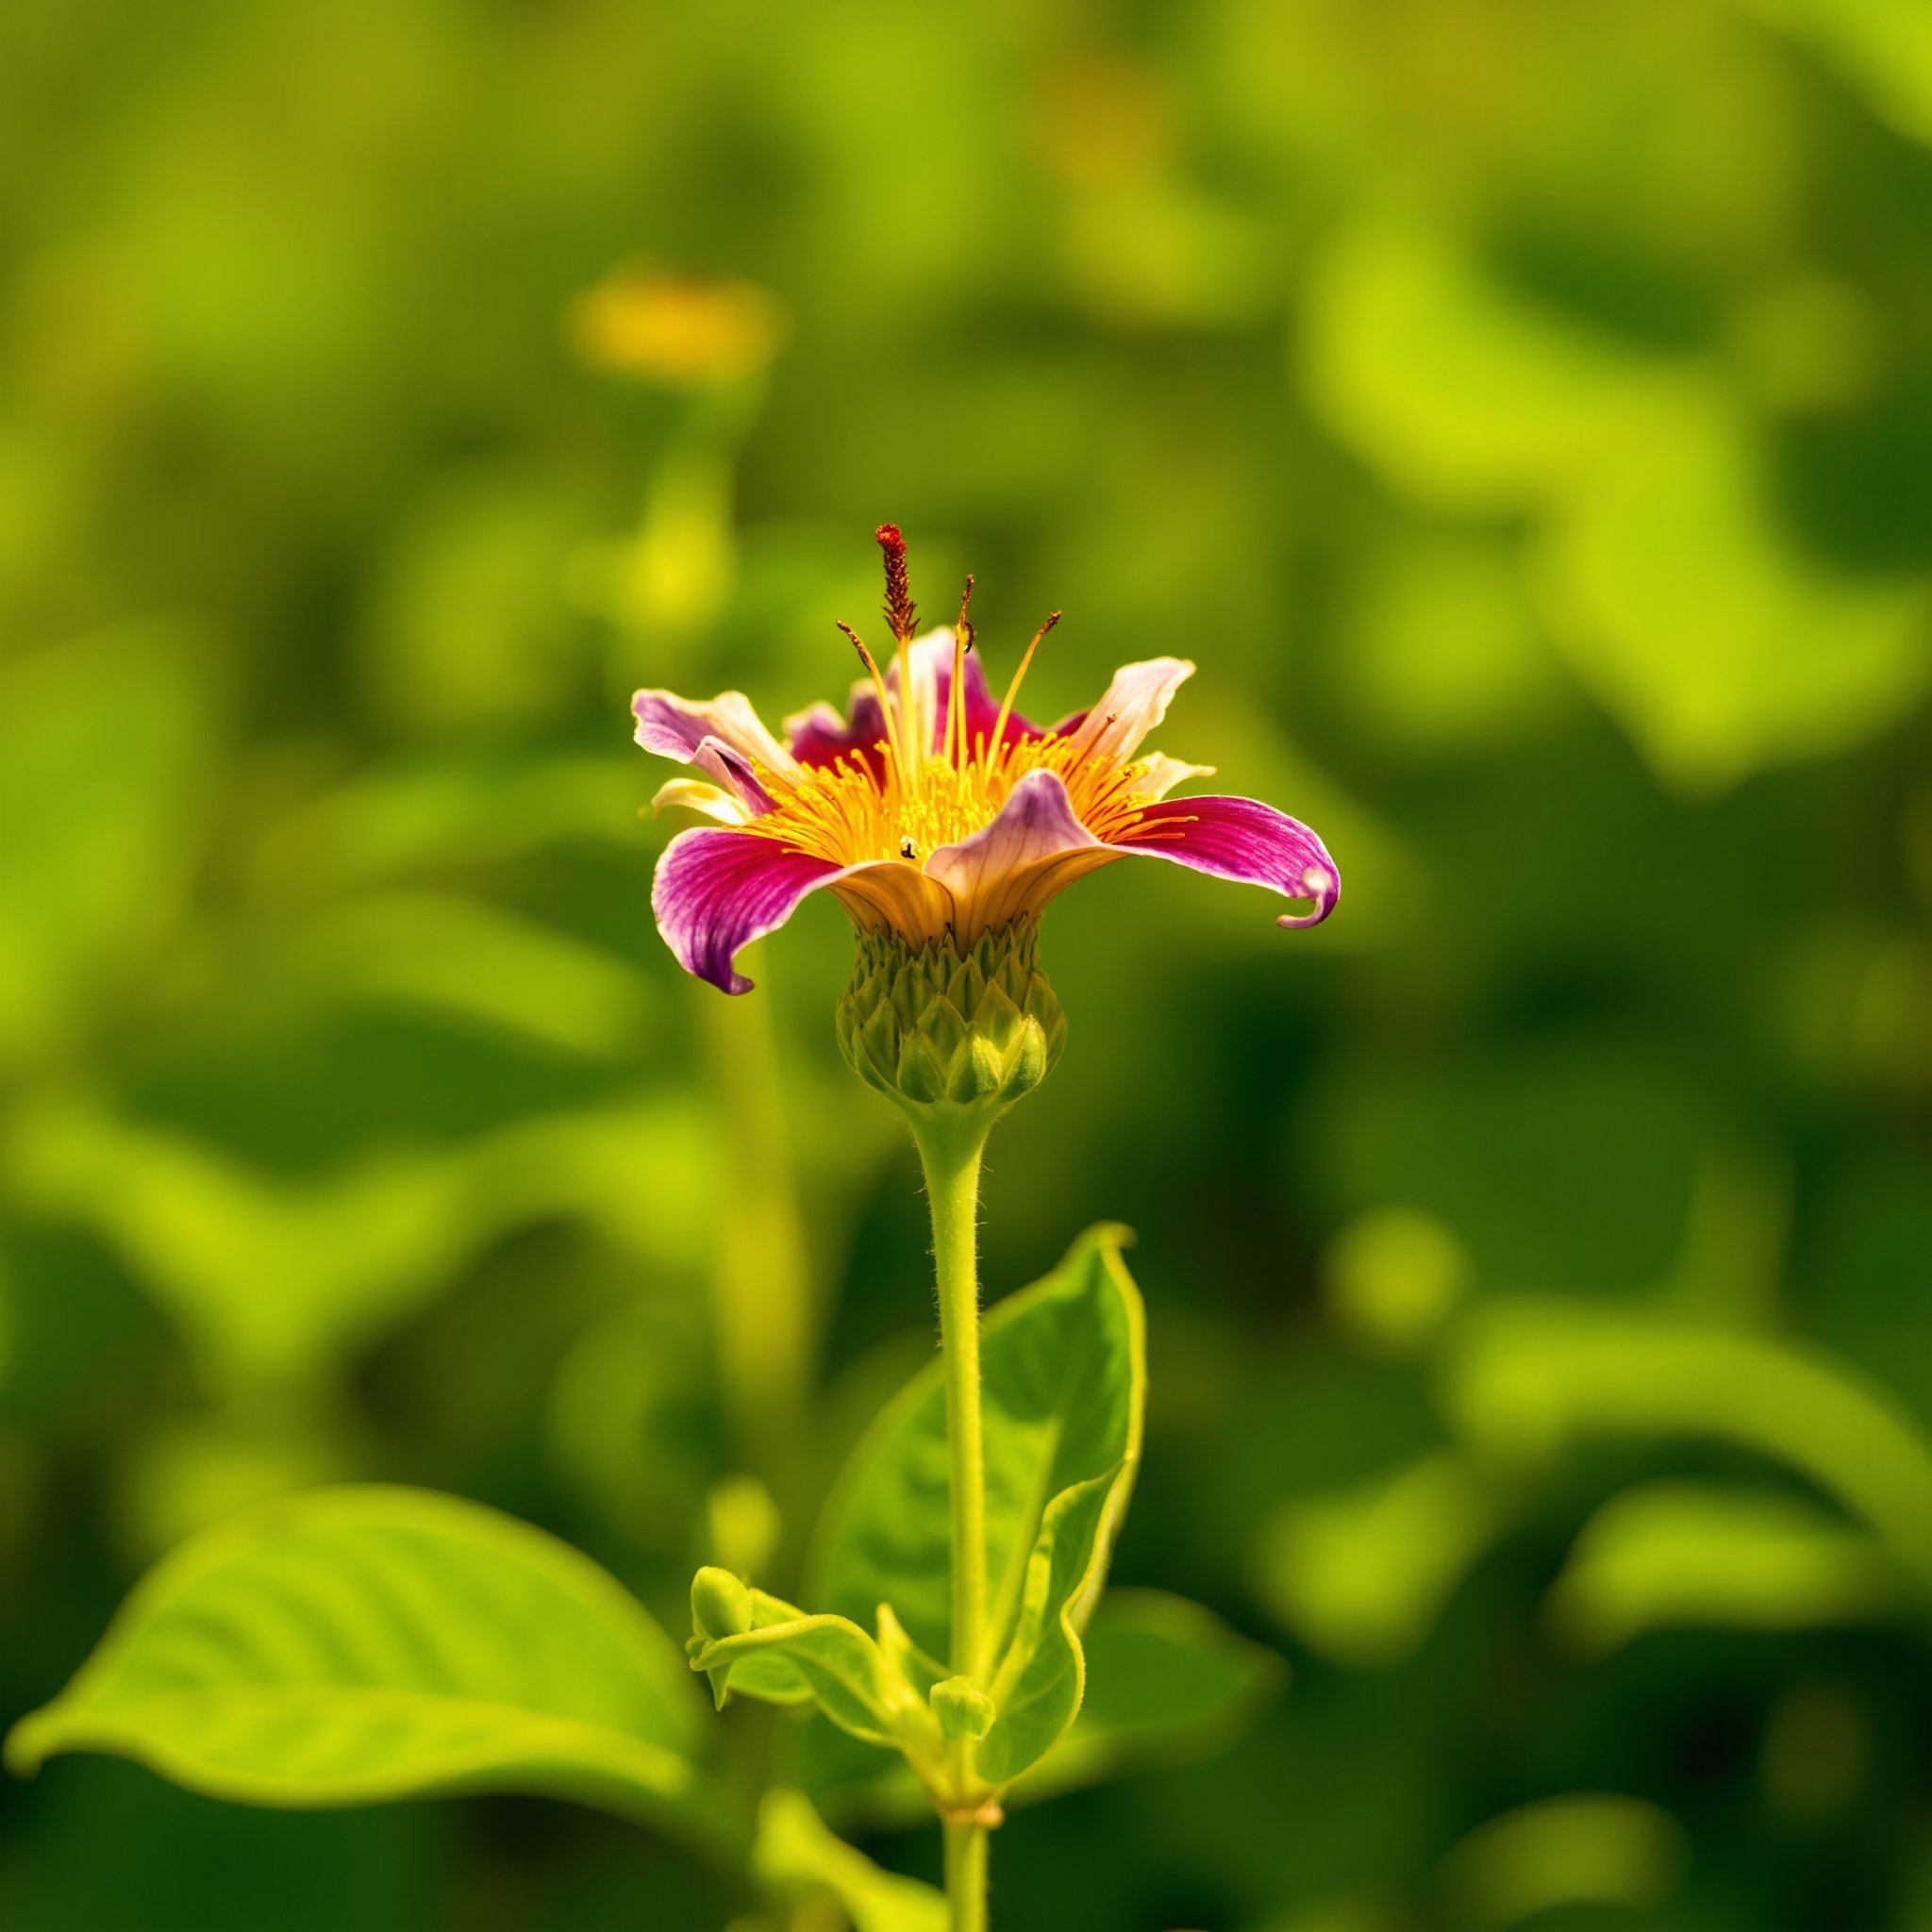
[696, 1587, 820, 1709]
[700, 1593, 948, 1724]
[1012, 1590, 1285, 1803]
[977, 1465, 1122, 1783]
[5, 1486, 741, 1861]
[813, 1224, 1145, 1679]
[806, 1226, 1144, 1790]
[691, 1601, 942, 1768]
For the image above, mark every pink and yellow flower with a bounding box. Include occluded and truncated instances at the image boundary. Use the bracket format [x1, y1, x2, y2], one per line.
[635, 528, 1339, 993]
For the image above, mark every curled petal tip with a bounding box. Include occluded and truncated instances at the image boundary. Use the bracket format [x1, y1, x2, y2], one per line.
[1116, 794, 1339, 931]
[651, 825, 841, 995]
[1275, 864, 1340, 929]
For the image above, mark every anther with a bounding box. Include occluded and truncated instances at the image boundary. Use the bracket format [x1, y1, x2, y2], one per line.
[876, 524, 918, 644]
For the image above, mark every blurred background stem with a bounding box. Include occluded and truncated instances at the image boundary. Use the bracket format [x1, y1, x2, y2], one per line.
[695, 954, 816, 1523]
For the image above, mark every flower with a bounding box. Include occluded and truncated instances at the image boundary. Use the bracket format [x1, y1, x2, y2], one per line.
[565, 263, 789, 385]
[635, 527, 1340, 994]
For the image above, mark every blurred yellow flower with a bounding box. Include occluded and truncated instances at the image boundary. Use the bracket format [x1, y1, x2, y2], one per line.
[564, 264, 788, 385]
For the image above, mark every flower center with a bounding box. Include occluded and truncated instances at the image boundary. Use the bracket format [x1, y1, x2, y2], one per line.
[746, 734, 1160, 869]
[758, 524, 1168, 870]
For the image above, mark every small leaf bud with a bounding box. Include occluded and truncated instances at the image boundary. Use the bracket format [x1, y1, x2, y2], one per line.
[690, 1565, 754, 1643]
[930, 1675, 996, 1742]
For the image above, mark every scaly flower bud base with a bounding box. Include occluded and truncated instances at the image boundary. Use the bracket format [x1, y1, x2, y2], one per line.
[836, 916, 1066, 1133]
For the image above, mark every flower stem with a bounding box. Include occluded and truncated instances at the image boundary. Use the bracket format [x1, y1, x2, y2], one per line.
[943, 1817, 990, 1932]
[915, 1120, 989, 1678]
[911, 1113, 993, 1932]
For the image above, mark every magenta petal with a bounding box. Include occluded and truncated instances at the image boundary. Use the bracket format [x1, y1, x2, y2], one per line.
[691, 736, 776, 815]
[651, 828, 840, 994]
[790, 688, 891, 776]
[786, 701, 858, 768]
[1117, 796, 1341, 927]
[633, 689, 792, 772]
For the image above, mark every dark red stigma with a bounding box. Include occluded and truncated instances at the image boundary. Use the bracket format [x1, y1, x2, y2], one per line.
[876, 524, 918, 643]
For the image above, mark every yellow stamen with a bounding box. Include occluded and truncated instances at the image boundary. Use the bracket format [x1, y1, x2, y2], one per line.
[837, 621, 910, 789]
[945, 575, 974, 769]
[897, 632, 920, 785]
[745, 730, 1161, 873]
[986, 610, 1059, 777]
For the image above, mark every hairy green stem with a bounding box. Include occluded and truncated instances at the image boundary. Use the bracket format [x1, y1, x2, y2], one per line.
[913, 1114, 993, 1932]
[943, 1817, 990, 1932]
[916, 1123, 989, 1677]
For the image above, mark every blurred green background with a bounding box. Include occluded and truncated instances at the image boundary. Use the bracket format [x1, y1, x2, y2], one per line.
[5, 0, 1932, 1926]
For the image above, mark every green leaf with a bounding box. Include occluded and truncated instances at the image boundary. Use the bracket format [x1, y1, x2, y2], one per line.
[1745, 0, 1932, 148]
[6, 1486, 741, 1862]
[790, 1591, 1281, 1824]
[0, 622, 216, 1071]
[691, 1595, 943, 1769]
[1252, 1453, 1507, 1668]
[10, 1086, 715, 1390]
[814, 1224, 1145, 1675]
[1300, 221, 1663, 513]
[1545, 1478, 1917, 1656]
[808, 1226, 1144, 1785]
[1436, 1793, 1690, 1929]
[252, 747, 643, 896]
[1441, 1302, 1932, 1594]
[977, 1464, 1123, 1783]
[1536, 392, 1932, 793]
[1012, 1589, 1284, 1803]
[698, 1587, 817, 1709]
[753, 1788, 946, 1932]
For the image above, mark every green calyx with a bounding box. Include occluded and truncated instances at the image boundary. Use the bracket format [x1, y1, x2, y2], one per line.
[835, 917, 1067, 1127]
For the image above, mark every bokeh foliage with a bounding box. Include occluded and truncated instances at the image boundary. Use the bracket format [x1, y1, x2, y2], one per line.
[4, 0, 1931, 1927]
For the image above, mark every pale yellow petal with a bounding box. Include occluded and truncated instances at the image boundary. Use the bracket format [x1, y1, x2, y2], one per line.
[1065, 658, 1196, 763]
[651, 777, 755, 824]
[1136, 752, 1217, 800]
[827, 858, 956, 946]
